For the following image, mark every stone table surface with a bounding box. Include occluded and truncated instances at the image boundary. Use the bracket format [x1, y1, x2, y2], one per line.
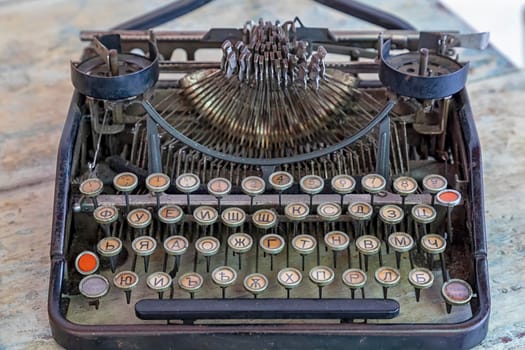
[0, 0, 524, 349]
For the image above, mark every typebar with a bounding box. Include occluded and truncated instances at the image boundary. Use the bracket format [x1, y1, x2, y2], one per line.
[135, 298, 400, 320]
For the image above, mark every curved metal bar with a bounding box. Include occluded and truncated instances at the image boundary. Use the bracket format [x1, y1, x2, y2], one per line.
[141, 99, 397, 167]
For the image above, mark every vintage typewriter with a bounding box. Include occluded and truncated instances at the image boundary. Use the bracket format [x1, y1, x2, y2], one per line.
[48, 1, 491, 349]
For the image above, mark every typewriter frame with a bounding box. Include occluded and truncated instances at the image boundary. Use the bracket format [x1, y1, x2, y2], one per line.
[48, 30, 490, 350]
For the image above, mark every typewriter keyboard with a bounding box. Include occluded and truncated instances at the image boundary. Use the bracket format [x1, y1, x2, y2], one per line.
[67, 171, 474, 325]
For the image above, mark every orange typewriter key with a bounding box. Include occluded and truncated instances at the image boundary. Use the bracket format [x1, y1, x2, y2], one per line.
[435, 189, 462, 243]
[75, 251, 99, 275]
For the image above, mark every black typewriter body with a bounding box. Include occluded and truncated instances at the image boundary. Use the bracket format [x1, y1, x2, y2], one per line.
[48, 6, 490, 349]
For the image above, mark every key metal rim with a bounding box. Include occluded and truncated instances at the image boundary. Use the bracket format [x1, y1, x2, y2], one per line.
[113, 271, 139, 291]
[163, 235, 189, 255]
[342, 268, 368, 289]
[113, 172, 138, 193]
[175, 173, 201, 193]
[79, 274, 110, 299]
[97, 237, 123, 257]
[75, 251, 100, 275]
[291, 234, 317, 255]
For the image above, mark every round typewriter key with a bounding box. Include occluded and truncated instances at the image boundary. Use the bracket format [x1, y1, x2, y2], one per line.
[324, 231, 350, 269]
[331, 174, 356, 207]
[113, 172, 138, 192]
[269, 171, 293, 210]
[317, 202, 342, 222]
[260, 233, 285, 271]
[146, 173, 170, 193]
[300, 175, 324, 207]
[207, 177, 232, 197]
[435, 189, 461, 208]
[309, 265, 335, 298]
[195, 236, 221, 256]
[291, 234, 317, 255]
[164, 235, 189, 256]
[158, 204, 184, 236]
[435, 189, 461, 243]
[79, 177, 103, 207]
[348, 201, 373, 238]
[393, 176, 418, 196]
[292, 234, 317, 270]
[195, 236, 220, 272]
[422, 174, 448, 194]
[193, 206, 219, 226]
[284, 202, 309, 222]
[342, 268, 367, 299]
[97, 237, 122, 272]
[277, 267, 302, 298]
[269, 171, 294, 192]
[379, 204, 404, 226]
[421, 233, 447, 273]
[356, 235, 382, 271]
[260, 234, 285, 255]
[374, 266, 400, 299]
[408, 267, 434, 302]
[132, 236, 157, 273]
[221, 207, 246, 228]
[175, 173, 201, 211]
[97, 237, 122, 257]
[388, 232, 415, 269]
[93, 205, 119, 225]
[421, 234, 446, 254]
[252, 208, 278, 230]
[146, 173, 170, 209]
[93, 205, 119, 236]
[300, 175, 324, 195]
[228, 232, 253, 269]
[241, 176, 265, 196]
[348, 202, 373, 221]
[147, 271, 172, 299]
[379, 205, 404, 245]
[113, 172, 138, 211]
[158, 205, 184, 225]
[411, 204, 437, 224]
[127, 208, 152, 231]
[208, 177, 232, 212]
[79, 274, 109, 309]
[331, 174, 356, 194]
[178, 272, 204, 298]
[75, 251, 99, 275]
[244, 273, 269, 297]
[241, 176, 265, 212]
[163, 235, 189, 276]
[361, 173, 386, 194]
[113, 271, 139, 304]
[441, 279, 473, 313]
[176, 173, 201, 193]
[211, 266, 238, 298]
[228, 232, 253, 254]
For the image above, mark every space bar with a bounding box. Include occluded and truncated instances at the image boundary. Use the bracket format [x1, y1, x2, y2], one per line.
[135, 298, 400, 320]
